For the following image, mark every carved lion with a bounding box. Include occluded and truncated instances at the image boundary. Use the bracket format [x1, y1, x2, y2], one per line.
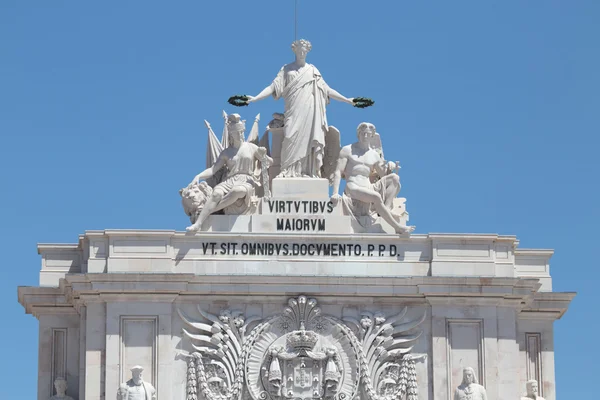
[179, 182, 213, 224]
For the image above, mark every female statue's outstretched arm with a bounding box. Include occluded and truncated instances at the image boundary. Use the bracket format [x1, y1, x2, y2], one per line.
[327, 86, 354, 105]
[247, 85, 274, 103]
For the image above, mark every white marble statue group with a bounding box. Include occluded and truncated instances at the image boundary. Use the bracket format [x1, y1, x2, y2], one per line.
[180, 113, 272, 231]
[180, 39, 415, 234]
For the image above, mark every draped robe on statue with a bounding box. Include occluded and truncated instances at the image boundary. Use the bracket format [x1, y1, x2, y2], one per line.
[270, 63, 329, 177]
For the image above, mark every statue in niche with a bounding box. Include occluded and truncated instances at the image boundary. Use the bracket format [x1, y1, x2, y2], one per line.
[117, 366, 156, 400]
[521, 380, 545, 400]
[244, 39, 354, 178]
[182, 114, 272, 232]
[49, 377, 74, 400]
[454, 367, 487, 400]
[331, 122, 415, 234]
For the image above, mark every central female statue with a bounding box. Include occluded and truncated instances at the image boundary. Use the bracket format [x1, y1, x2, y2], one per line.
[247, 39, 354, 178]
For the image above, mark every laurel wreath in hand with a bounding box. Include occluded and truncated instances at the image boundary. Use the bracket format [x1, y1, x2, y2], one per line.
[352, 97, 375, 108]
[227, 95, 249, 107]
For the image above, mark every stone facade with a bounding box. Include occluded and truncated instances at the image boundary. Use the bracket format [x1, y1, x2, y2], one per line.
[19, 227, 573, 400]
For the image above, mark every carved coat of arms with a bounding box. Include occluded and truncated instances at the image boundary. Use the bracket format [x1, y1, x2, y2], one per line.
[179, 296, 425, 400]
[263, 329, 340, 400]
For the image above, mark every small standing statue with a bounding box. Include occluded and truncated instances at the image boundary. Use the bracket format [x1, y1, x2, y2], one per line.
[117, 366, 156, 400]
[241, 39, 358, 178]
[331, 122, 415, 234]
[454, 367, 487, 400]
[182, 114, 272, 232]
[521, 380, 545, 400]
[49, 377, 74, 400]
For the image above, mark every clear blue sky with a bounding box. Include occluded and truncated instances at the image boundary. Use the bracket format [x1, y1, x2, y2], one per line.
[1, 1, 598, 397]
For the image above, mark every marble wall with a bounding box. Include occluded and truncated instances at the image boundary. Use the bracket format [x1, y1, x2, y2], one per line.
[20, 231, 573, 400]
[30, 295, 564, 400]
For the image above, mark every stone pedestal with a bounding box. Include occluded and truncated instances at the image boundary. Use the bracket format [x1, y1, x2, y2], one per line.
[193, 179, 411, 236]
[271, 177, 330, 199]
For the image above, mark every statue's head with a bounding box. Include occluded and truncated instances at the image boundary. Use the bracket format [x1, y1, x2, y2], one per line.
[131, 365, 144, 385]
[227, 114, 246, 144]
[291, 39, 312, 60]
[357, 122, 376, 145]
[526, 380, 539, 396]
[54, 377, 67, 395]
[461, 367, 478, 385]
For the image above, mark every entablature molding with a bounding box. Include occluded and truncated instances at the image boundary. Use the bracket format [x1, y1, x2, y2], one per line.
[19, 274, 561, 318]
[518, 292, 576, 320]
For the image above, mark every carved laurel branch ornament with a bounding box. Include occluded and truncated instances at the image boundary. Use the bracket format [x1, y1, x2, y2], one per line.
[228, 95, 250, 107]
[352, 97, 375, 108]
[179, 296, 425, 400]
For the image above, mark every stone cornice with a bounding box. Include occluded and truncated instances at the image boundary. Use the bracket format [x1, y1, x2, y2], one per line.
[519, 291, 576, 320]
[36, 230, 528, 244]
[67, 274, 533, 288]
[18, 274, 566, 317]
[37, 243, 80, 252]
[17, 286, 77, 318]
[427, 233, 518, 241]
[425, 297, 524, 307]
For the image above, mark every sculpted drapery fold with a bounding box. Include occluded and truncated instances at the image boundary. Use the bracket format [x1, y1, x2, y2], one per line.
[271, 64, 329, 176]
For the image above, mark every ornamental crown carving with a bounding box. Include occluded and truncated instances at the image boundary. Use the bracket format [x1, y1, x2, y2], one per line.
[286, 329, 318, 351]
[178, 295, 426, 400]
